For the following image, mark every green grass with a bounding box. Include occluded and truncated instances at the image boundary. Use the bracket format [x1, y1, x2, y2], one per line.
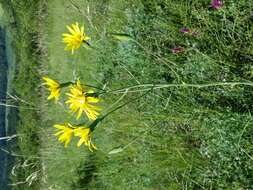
[3, 0, 253, 189]
[0, 1, 44, 189]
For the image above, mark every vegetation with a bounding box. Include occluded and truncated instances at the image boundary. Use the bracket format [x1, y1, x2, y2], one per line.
[0, 1, 46, 189]
[2, 0, 253, 189]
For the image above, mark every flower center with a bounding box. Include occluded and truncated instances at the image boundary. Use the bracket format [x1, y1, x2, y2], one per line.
[78, 97, 86, 104]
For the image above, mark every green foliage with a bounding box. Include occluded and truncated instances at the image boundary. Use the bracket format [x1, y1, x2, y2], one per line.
[1, 1, 44, 189]
[73, 0, 253, 189]
[3, 0, 253, 189]
[194, 113, 253, 188]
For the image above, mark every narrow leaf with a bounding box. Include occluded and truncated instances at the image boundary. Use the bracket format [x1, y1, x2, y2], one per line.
[111, 33, 132, 42]
[108, 147, 124, 154]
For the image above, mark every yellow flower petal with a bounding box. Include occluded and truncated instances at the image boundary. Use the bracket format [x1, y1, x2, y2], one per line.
[74, 127, 96, 151]
[63, 22, 89, 54]
[53, 123, 74, 148]
[43, 77, 61, 102]
[65, 80, 101, 120]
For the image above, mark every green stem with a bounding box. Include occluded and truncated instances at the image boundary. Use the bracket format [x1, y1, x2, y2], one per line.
[104, 88, 152, 118]
[75, 81, 253, 130]
[60, 80, 105, 92]
[60, 82, 74, 88]
[61, 80, 253, 96]
[99, 81, 253, 94]
[89, 88, 153, 131]
[83, 84, 106, 91]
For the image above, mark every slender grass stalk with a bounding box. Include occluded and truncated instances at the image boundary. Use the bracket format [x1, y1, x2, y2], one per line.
[97, 81, 253, 95]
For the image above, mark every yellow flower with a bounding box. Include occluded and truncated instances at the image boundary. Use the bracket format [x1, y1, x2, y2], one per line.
[66, 80, 100, 120]
[43, 77, 61, 101]
[62, 22, 90, 54]
[74, 127, 97, 151]
[54, 123, 74, 147]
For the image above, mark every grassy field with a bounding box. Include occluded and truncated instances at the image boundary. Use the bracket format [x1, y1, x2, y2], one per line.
[3, 0, 253, 189]
[0, 1, 43, 190]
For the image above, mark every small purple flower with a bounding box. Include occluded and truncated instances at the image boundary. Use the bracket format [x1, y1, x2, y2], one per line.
[211, 0, 223, 9]
[171, 47, 184, 54]
[180, 27, 199, 37]
[180, 28, 191, 34]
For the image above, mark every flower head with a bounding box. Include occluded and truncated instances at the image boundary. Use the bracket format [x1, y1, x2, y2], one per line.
[171, 47, 184, 54]
[180, 27, 199, 37]
[54, 123, 74, 147]
[180, 28, 191, 34]
[62, 22, 90, 54]
[66, 80, 100, 120]
[211, 0, 223, 9]
[74, 127, 97, 151]
[43, 77, 61, 101]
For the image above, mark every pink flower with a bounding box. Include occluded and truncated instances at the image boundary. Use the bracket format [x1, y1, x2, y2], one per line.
[171, 47, 184, 54]
[180, 28, 191, 34]
[180, 28, 200, 37]
[211, 0, 223, 9]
